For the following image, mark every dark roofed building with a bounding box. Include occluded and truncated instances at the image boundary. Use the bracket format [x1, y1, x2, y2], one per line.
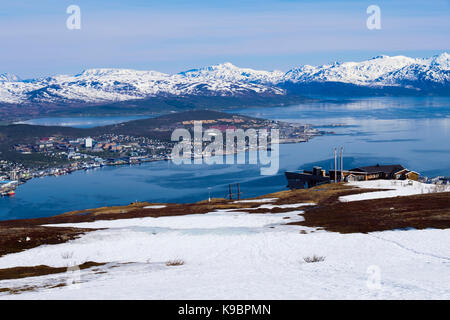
[286, 163, 420, 190]
[350, 164, 406, 180]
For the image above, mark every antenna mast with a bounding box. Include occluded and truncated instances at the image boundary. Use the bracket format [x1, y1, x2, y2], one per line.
[334, 148, 337, 183]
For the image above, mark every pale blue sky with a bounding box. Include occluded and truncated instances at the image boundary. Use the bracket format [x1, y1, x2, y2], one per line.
[0, 0, 449, 78]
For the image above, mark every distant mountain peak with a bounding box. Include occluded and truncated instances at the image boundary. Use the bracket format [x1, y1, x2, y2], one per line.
[214, 62, 236, 68]
[0, 73, 21, 82]
[371, 55, 389, 59]
[76, 68, 169, 78]
[0, 52, 448, 105]
[429, 52, 450, 70]
[179, 62, 284, 84]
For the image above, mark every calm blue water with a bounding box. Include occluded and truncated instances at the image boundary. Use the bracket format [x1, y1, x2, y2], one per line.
[16, 115, 154, 128]
[1, 96, 449, 220]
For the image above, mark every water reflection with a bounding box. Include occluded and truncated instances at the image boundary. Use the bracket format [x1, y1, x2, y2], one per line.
[1, 97, 449, 220]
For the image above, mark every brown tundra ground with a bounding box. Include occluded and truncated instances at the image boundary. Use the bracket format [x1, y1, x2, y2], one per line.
[1, 183, 449, 260]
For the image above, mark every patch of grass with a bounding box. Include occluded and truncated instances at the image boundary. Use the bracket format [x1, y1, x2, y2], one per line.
[0, 261, 104, 281]
[165, 259, 184, 267]
[292, 191, 450, 233]
[1, 282, 68, 296]
[2, 285, 38, 295]
[303, 255, 325, 263]
[0, 226, 93, 258]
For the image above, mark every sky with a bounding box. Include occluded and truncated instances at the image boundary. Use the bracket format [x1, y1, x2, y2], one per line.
[0, 0, 449, 79]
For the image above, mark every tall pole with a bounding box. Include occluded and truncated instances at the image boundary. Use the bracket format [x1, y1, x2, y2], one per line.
[340, 147, 344, 183]
[237, 183, 240, 200]
[334, 148, 337, 183]
[229, 184, 232, 200]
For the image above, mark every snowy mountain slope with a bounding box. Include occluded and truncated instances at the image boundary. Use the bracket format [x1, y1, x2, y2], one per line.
[282, 53, 450, 89]
[0, 53, 448, 105]
[0, 81, 41, 104]
[283, 55, 418, 85]
[179, 62, 284, 83]
[0, 73, 21, 82]
[16, 66, 284, 105]
[376, 53, 450, 86]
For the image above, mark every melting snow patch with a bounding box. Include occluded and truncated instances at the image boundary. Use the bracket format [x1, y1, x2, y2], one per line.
[233, 198, 278, 203]
[256, 203, 316, 209]
[43, 210, 304, 230]
[340, 180, 450, 202]
[226, 203, 315, 211]
[143, 205, 166, 209]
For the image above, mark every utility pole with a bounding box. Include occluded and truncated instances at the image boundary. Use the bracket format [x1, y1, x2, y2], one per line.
[334, 148, 337, 183]
[237, 183, 240, 200]
[340, 147, 344, 183]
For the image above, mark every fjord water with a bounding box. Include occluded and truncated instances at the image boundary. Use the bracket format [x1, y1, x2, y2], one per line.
[1, 96, 449, 220]
[16, 115, 153, 128]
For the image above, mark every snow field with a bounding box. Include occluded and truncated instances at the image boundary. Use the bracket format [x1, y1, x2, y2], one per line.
[340, 179, 450, 202]
[0, 205, 448, 299]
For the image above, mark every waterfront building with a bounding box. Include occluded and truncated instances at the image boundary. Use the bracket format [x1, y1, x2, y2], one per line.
[85, 137, 93, 148]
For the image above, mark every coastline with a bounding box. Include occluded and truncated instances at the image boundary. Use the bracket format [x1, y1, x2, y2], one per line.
[0, 135, 317, 198]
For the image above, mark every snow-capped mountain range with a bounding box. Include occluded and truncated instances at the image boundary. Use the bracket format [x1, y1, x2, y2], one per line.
[1, 53, 448, 105]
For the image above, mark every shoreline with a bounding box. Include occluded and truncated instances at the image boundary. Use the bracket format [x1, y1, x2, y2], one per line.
[0, 135, 316, 198]
[1, 182, 449, 257]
